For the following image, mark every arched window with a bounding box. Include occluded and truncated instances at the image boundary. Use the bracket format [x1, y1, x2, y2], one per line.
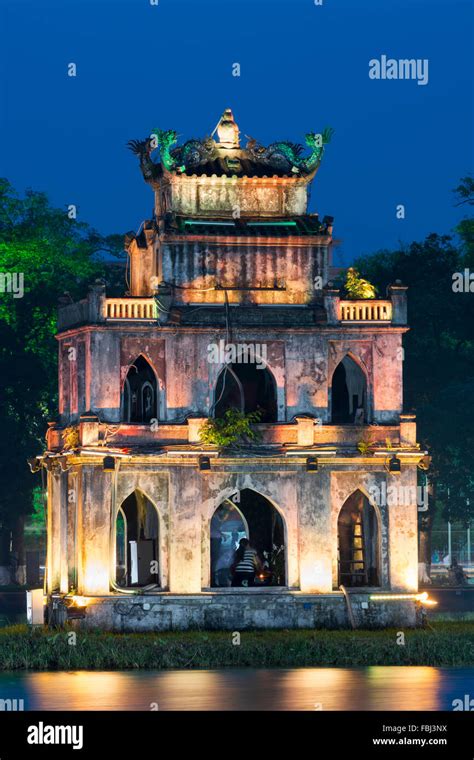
[115, 490, 160, 588]
[122, 356, 157, 423]
[209, 489, 286, 588]
[214, 363, 277, 422]
[337, 490, 379, 587]
[331, 355, 367, 423]
[115, 508, 127, 586]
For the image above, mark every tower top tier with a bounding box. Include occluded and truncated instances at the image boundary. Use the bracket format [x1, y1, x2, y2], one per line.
[128, 109, 333, 219]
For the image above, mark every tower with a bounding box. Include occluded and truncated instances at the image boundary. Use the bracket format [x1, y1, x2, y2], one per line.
[41, 109, 426, 630]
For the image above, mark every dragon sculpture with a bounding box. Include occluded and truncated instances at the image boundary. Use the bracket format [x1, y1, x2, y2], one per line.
[128, 125, 334, 178]
[127, 137, 158, 181]
[128, 130, 218, 176]
[150, 129, 179, 171]
[246, 127, 334, 174]
[173, 135, 218, 170]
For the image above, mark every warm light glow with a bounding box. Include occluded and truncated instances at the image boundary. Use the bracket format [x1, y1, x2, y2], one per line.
[418, 594, 438, 607]
[300, 559, 331, 593]
[83, 559, 109, 595]
[70, 596, 90, 607]
[369, 592, 437, 606]
[370, 594, 417, 601]
[404, 566, 418, 592]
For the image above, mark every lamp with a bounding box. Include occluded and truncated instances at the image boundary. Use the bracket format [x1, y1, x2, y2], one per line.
[103, 456, 115, 472]
[388, 454, 401, 473]
[198, 455, 211, 471]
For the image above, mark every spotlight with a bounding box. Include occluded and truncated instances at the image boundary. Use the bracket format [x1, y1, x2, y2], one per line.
[103, 456, 115, 472]
[389, 454, 401, 473]
[198, 455, 211, 471]
[306, 456, 318, 472]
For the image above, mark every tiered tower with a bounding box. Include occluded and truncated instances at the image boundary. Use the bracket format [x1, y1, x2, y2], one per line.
[40, 110, 426, 630]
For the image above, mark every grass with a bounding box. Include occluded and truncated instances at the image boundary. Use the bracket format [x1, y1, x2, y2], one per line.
[0, 622, 472, 671]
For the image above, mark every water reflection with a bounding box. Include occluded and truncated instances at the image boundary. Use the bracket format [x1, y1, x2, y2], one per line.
[0, 667, 471, 711]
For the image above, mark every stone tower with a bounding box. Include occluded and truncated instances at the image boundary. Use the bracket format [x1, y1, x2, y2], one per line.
[40, 110, 426, 630]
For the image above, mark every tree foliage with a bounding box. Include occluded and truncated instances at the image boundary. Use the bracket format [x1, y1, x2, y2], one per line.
[343, 267, 377, 299]
[0, 180, 125, 530]
[199, 409, 262, 448]
[355, 219, 474, 525]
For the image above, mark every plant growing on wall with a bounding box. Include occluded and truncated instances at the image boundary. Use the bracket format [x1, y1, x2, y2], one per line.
[344, 267, 377, 299]
[199, 409, 262, 449]
[357, 435, 374, 455]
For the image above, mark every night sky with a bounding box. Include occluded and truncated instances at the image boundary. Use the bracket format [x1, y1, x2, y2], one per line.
[1, 0, 472, 264]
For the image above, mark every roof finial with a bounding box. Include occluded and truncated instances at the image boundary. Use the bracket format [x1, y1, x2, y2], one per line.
[216, 108, 240, 148]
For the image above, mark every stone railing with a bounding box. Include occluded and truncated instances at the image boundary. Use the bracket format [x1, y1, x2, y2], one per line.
[339, 300, 392, 322]
[46, 419, 407, 451]
[104, 298, 157, 320]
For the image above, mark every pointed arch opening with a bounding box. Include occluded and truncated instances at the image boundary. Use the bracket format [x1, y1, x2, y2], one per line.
[331, 355, 367, 423]
[115, 490, 160, 588]
[214, 363, 277, 422]
[209, 488, 286, 588]
[115, 507, 127, 586]
[337, 490, 379, 587]
[122, 355, 158, 423]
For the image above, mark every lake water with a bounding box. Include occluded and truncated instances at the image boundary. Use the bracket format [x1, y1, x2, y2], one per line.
[0, 667, 472, 710]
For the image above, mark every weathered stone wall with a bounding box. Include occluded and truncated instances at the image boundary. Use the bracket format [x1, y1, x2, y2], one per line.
[129, 234, 156, 297]
[58, 336, 88, 423]
[62, 592, 419, 632]
[56, 326, 405, 426]
[161, 242, 328, 305]
[46, 470, 68, 593]
[167, 175, 310, 218]
[388, 469, 419, 592]
[47, 459, 420, 601]
[76, 465, 113, 596]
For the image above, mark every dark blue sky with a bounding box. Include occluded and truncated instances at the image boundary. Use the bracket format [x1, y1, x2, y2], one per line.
[1, 0, 472, 264]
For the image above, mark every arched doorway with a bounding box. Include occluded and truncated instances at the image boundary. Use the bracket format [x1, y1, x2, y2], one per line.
[337, 490, 379, 587]
[115, 507, 127, 586]
[331, 355, 367, 423]
[115, 490, 160, 588]
[122, 355, 158, 423]
[209, 489, 286, 587]
[214, 363, 277, 421]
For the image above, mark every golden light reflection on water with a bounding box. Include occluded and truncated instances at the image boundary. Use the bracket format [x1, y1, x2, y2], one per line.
[16, 666, 463, 711]
[365, 667, 442, 711]
[28, 671, 131, 711]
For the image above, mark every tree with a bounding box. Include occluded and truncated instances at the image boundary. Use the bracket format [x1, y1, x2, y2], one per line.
[454, 175, 474, 266]
[0, 180, 125, 582]
[355, 210, 474, 572]
[343, 267, 377, 299]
